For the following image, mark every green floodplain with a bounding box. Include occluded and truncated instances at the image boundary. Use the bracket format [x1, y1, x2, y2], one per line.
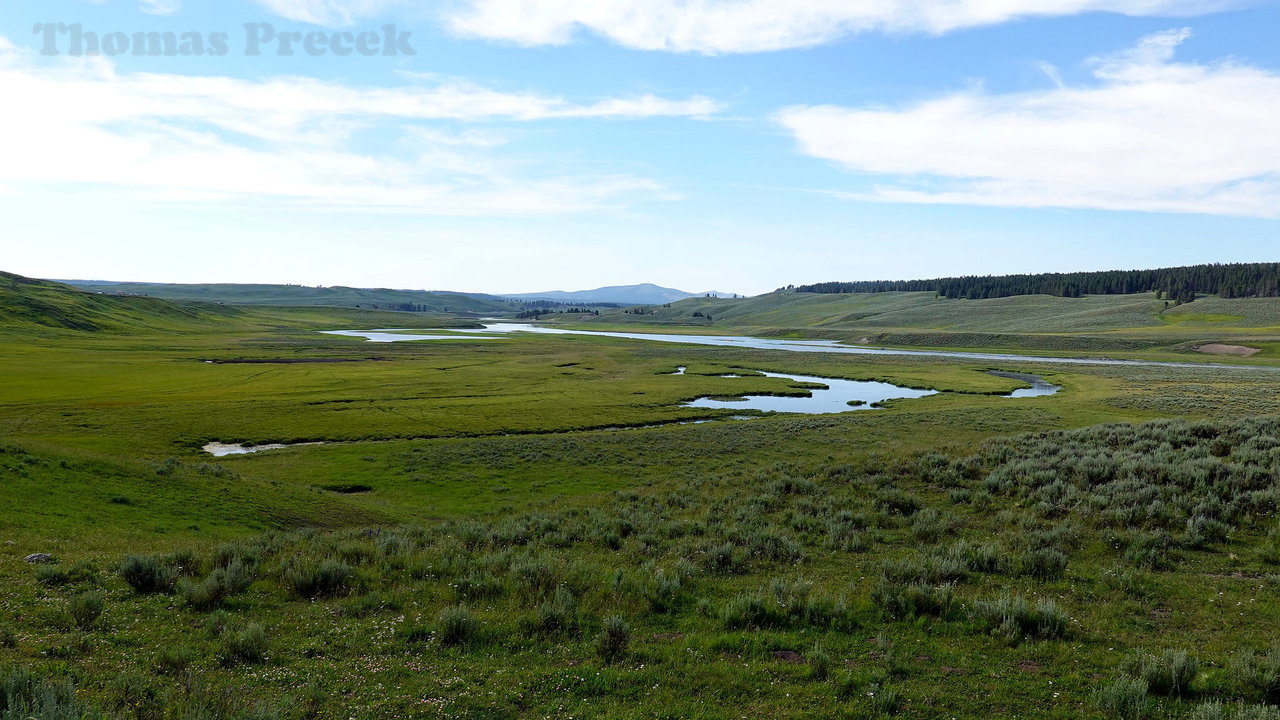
[5, 271, 1280, 719]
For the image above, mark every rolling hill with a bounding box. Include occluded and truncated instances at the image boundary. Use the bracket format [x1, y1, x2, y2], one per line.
[0, 272, 250, 332]
[567, 288, 1280, 355]
[60, 280, 514, 314]
[0, 272, 477, 334]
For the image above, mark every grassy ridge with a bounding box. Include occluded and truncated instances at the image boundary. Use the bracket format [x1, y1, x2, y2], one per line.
[63, 279, 514, 314]
[0, 272, 248, 333]
[564, 290, 1280, 357]
[0, 272, 484, 337]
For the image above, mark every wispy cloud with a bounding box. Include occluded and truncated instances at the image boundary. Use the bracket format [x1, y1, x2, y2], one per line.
[247, 0, 404, 27]
[0, 40, 719, 214]
[777, 29, 1280, 218]
[139, 0, 182, 16]
[443, 0, 1249, 54]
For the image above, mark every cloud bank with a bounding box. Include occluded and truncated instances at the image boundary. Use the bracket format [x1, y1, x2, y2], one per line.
[778, 30, 1280, 218]
[444, 0, 1248, 53]
[0, 41, 719, 214]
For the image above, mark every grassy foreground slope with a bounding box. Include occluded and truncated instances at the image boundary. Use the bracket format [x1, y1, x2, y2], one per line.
[8, 418, 1280, 719]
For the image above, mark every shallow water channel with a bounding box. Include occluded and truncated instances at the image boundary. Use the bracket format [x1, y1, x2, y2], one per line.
[324, 325, 1069, 415]
[682, 371, 939, 414]
[323, 323, 1267, 371]
[201, 328, 1071, 455]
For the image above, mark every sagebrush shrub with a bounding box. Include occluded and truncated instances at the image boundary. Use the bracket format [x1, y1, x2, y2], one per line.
[119, 555, 177, 594]
[0, 668, 96, 719]
[1014, 547, 1068, 581]
[525, 586, 579, 637]
[35, 561, 97, 588]
[283, 558, 352, 599]
[806, 645, 833, 681]
[66, 592, 104, 631]
[180, 560, 255, 611]
[908, 508, 955, 543]
[1124, 532, 1176, 571]
[509, 555, 558, 600]
[1126, 649, 1199, 696]
[641, 569, 683, 613]
[596, 616, 630, 664]
[1095, 677, 1148, 719]
[868, 683, 902, 715]
[871, 580, 954, 619]
[438, 607, 478, 647]
[701, 542, 751, 574]
[156, 645, 198, 675]
[1230, 647, 1280, 703]
[1189, 702, 1280, 720]
[219, 623, 268, 665]
[971, 594, 1068, 642]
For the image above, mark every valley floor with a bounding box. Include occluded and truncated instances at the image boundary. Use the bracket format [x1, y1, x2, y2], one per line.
[3, 313, 1280, 719]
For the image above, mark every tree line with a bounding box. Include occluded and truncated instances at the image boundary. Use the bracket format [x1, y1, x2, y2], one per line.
[788, 263, 1280, 304]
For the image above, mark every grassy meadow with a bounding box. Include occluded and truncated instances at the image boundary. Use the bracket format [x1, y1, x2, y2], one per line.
[4, 276, 1280, 719]
[559, 290, 1280, 361]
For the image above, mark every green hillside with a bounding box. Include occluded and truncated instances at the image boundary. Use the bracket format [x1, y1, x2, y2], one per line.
[0, 272, 478, 336]
[794, 262, 1280, 303]
[0, 272, 252, 333]
[565, 290, 1280, 356]
[63, 280, 515, 314]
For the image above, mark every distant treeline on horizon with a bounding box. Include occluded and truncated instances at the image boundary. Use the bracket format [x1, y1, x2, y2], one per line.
[788, 263, 1280, 303]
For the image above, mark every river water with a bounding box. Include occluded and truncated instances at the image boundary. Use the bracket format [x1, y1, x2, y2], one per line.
[323, 323, 1269, 371]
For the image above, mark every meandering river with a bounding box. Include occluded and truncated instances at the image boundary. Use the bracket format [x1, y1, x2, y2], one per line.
[323, 323, 1270, 371]
[322, 324, 1082, 415]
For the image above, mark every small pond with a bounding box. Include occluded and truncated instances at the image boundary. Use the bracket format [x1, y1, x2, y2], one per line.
[683, 371, 938, 414]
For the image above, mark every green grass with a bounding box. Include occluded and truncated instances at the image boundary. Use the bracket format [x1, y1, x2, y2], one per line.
[557, 289, 1280, 360]
[6, 419, 1280, 718]
[6, 270, 1280, 718]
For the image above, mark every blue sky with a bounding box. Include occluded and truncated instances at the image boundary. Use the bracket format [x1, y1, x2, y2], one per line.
[1, 1, 1278, 295]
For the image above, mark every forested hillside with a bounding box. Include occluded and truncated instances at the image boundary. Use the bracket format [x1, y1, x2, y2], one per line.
[793, 263, 1280, 303]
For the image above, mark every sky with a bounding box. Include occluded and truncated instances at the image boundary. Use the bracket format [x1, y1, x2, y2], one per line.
[1, 1, 1279, 296]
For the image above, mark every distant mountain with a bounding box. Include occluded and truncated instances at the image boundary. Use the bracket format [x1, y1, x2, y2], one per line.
[505, 284, 735, 305]
[59, 280, 513, 314]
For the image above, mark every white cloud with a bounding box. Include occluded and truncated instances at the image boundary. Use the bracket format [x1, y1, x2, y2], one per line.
[444, 0, 1249, 54]
[0, 41, 718, 214]
[248, 0, 404, 26]
[139, 0, 182, 16]
[777, 29, 1280, 218]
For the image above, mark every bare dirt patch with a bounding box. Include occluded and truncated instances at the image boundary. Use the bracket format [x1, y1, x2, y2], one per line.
[1196, 344, 1261, 357]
